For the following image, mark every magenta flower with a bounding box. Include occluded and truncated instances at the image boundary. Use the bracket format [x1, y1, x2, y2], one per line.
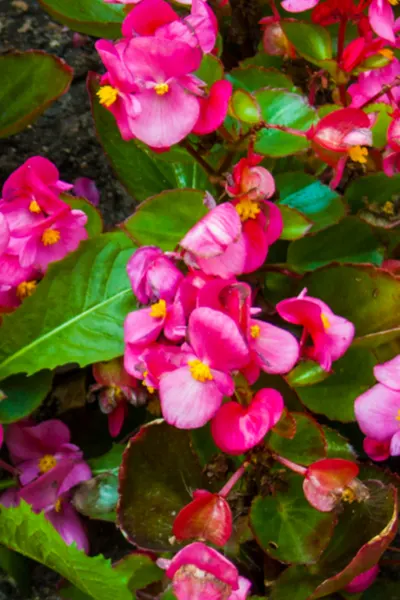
[159, 307, 249, 429]
[95, 36, 204, 148]
[0, 254, 40, 310]
[124, 297, 186, 348]
[369, 0, 396, 42]
[157, 542, 251, 600]
[127, 246, 183, 305]
[281, 0, 320, 11]
[345, 565, 379, 594]
[211, 388, 284, 455]
[276, 288, 355, 371]
[355, 355, 400, 459]
[349, 60, 400, 108]
[73, 177, 100, 206]
[192, 80, 232, 135]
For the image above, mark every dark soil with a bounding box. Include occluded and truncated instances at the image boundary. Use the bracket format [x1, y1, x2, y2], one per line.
[0, 0, 136, 228]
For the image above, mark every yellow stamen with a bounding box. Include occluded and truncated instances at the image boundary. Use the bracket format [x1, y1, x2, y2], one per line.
[41, 228, 61, 246]
[388, 0, 398, 6]
[54, 498, 63, 513]
[143, 371, 155, 394]
[342, 487, 356, 504]
[149, 299, 167, 319]
[250, 324, 261, 339]
[97, 85, 119, 108]
[321, 313, 330, 330]
[188, 359, 213, 383]
[16, 280, 37, 300]
[348, 146, 368, 164]
[29, 200, 41, 214]
[38, 454, 57, 474]
[395, 409, 400, 422]
[383, 201, 395, 216]
[379, 48, 395, 60]
[154, 82, 169, 96]
[235, 198, 261, 222]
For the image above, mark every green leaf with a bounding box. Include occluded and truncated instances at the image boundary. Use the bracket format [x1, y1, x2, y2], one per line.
[345, 172, 400, 215]
[250, 474, 335, 564]
[270, 566, 322, 600]
[195, 55, 224, 86]
[365, 103, 392, 149]
[0, 51, 73, 138]
[230, 89, 261, 124]
[285, 361, 329, 388]
[0, 371, 53, 423]
[88, 74, 213, 201]
[122, 189, 208, 251]
[118, 419, 206, 551]
[0, 501, 132, 600]
[240, 52, 283, 70]
[62, 194, 103, 238]
[37, 0, 124, 38]
[254, 89, 316, 157]
[0, 232, 136, 381]
[0, 546, 31, 595]
[287, 217, 384, 273]
[73, 473, 118, 522]
[88, 444, 125, 476]
[226, 67, 294, 92]
[291, 348, 377, 423]
[113, 553, 163, 594]
[267, 412, 326, 466]
[322, 426, 357, 461]
[276, 173, 345, 233]
[280, 205, 313, 240]
[281, 21, 332, 63]
[301, 264, 400, 347]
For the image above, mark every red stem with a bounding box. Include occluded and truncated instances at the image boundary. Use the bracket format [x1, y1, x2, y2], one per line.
[337, 17, 347, 64]
[219, 461, 249, 498]
[274, 454, 307, 476]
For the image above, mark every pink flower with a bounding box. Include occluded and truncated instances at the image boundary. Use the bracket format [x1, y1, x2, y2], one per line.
[73, 177, 100, 206]
[95, 36, 204, 148]
[157, 542, 251, 600]
[369, 0, 396, 42]
[281, 0, 320, 12]
[383, 148, 400, 176]
[355, 355, 400, 458]
[211, 388, 284, 455]
[159, 307, 249, 429]
[340, 36, 388, 73]
[276, 288, 355, 372]
[226, 151, 276, 201]
[344, 565, 379, 594]
[0, 254, 40, 310]
[124, 297, 186, 349]
[192, 80, 232, 135]
[349, 59, 400, 108]
[127, 246, 183, 305]
[90, 357, 143, 437]
[173, 489, 232, 546]
[388, 112, 400, 152]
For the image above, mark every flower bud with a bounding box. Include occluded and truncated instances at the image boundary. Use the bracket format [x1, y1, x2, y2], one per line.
[127, 246, 183, 305]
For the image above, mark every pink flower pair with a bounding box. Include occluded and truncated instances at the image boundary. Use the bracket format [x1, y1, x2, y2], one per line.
[355, 355, 400, 461]
[3, 420, 91, 552]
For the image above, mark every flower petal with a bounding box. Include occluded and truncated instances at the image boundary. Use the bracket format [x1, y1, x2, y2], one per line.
[355, 383, 400, 441]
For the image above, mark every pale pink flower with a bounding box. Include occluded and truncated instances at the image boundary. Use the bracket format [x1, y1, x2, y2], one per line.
[281, 0, 320, 11]
[369, 0, 396, 42]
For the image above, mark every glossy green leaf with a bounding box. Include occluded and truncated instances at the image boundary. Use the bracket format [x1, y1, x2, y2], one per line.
[365, 103, 392, 149]
[226, 67, 294, 92]
[267, 412, 326, 466]
[285, 361, 329, 388]
[0, 51, 73, 137]
[195, 55, 224, 86]
[302, 264, 400, 346]
[230, 89, 261, 124]
[0, 546, 31, 595]
[323, 426, 357, 461]
[254, 89, 316, 156]
[280, 205, 313, 240]
[62, 194, 103, 238]
[240, 52, 283, 70]
[0, 371, 53, 423]
[122, 189, 208, 251]
[88, 444, 125, 476]
[250, 474, 335, 564]
[291, 348, 377, 423]
[345, 172, 400, 214]
[118, 420, 206, 551]
[276, 173, 346, 233]
[270, 566, 322, 600]
[287, 217, 384, 273]
[0, 232, 136, 381]
[88, 74, 213, 201]
[38, 0, 124, 38]
[281, 21, 332, 63]
[0, 501, 132, 600]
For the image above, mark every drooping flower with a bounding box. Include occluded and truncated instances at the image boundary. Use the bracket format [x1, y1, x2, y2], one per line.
[344, 565, 380, 594]
[126, 246, 183, 305]
[276, 288, 355, 371]
[157, 542, 251, 600]
[355, 355, 400, 459]
[173, 490, 232, 546]
[211, 388, 284, 455]
[259, 17, 296, 57]
[159, 307, 249, 428]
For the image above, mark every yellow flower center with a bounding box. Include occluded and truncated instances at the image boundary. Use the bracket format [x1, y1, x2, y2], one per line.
[54, 498, 63, 513]
[29, 200, 41, 214]
[149, 299, 167, 319]
[383, 201, 395, 216]
[97, 85, 119, 108]
[38, 454, 57, 474]
[235, 198, 261, 222]
[250, 324, 261, 339]
[321, 313, 330, 330]
[379, 48, 395, 60]
[143, 371, 155, 394]
[16, 280, 37, 300]
[154, 82, 169, 96]
[348, 146, 368, 164]
[395, 409, 400, 422]
[41, 228, 61, 246]
[342, 487, 356, 504]
[188, 359, 213, 383]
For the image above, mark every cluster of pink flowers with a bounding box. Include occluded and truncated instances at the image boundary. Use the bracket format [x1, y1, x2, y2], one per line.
[95, 0, 232, 148]
[123, 156, 355, 454]
[0, 157, 87, 311]
[1, 420, 91, 552]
